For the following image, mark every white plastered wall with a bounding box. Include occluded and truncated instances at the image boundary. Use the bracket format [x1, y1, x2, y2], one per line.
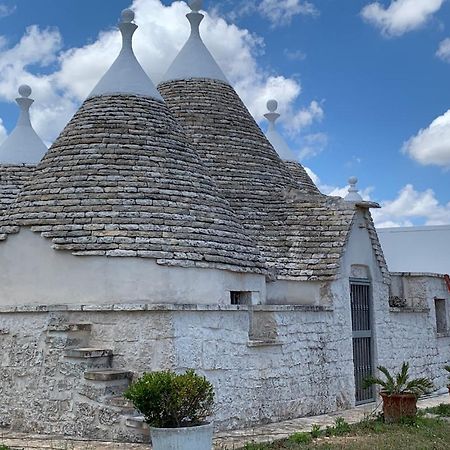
[0, 229, 266, 306]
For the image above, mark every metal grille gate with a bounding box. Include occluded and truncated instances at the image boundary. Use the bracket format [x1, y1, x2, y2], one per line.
[350, 280, 374, 404]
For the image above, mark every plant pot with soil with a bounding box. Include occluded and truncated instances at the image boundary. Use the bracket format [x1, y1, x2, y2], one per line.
[364, 362, 434, 423]
[124, 369, 215, 450]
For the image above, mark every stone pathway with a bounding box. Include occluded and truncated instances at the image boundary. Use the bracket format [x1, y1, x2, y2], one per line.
[1, 394, 449, 450]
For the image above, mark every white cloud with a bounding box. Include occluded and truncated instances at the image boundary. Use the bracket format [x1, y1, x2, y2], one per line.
[298, 132, 328, 160]
[304, 167, 373, 199]
[361, 0, 445, 37]
[403, 110, 450, 168]
[222, 0, 318, 28]
[0, 117, 7, 144]
[372, 184, 450, 227]
[259, 0, 318, 27]
[304, 168, 450, 227]
[0, 4, 15, 19]
[436, 37, 450, 62]
[0, 0, 322, 144]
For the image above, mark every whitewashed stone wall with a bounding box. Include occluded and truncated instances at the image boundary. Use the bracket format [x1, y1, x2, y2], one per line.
[374, 273, 450, 390]
[0, 302, 354, 441]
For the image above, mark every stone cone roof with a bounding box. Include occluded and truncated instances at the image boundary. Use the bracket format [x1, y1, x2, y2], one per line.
[0, 165, 34, 233]
[159, 79, 389, 282]
[284, 161, 321, 196]
[0, 93, 266, 274]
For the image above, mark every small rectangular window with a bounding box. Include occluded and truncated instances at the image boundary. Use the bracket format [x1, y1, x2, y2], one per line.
[434, 298, 447, 334]
[230, 291, 252, 305]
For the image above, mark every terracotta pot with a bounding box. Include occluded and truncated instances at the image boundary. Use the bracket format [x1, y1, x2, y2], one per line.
[380, 392, 418, 423]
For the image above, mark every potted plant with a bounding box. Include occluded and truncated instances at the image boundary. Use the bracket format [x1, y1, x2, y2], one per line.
[124, 369, 215, 450]
[364, 362, 434, 423]
[445, 365, 450, 395]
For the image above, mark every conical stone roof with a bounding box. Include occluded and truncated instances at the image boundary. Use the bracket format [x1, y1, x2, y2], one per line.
[158, 11, 386, 281]
[0, 85, 44, 236]
[0, 11, 265, 274]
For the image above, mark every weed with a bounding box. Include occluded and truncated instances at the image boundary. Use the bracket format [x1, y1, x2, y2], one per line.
[311, 424, 322, 438]
[288, 432, 312, 444]
[425, 403, 450, 417]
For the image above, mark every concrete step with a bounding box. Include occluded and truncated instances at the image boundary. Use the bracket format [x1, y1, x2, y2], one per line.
[84, 369, 133, 382]
[65, 348, 113, 359]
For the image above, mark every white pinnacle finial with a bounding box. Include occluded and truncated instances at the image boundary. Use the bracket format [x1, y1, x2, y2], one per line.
[263, 99, 297, 162]
[0, 84, 48, 164]
[345, 177, 363, 202]
[190, 0, 203, 12]
[267, 99, 278, 113]
[121, 9, 135, 23]
[88, 8, 163, 100]
[161, 0, 228, 83]
[264, 99, 281, 128]
[18, 85, 32, 98]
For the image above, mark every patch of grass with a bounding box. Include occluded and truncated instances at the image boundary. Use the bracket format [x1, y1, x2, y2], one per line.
[288, 432, 312, 444]
[425, 403, 450, 417]
[238, 415, 450, 450]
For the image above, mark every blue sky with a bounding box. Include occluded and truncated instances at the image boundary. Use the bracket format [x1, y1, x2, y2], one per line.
[0, 0, 448, 227]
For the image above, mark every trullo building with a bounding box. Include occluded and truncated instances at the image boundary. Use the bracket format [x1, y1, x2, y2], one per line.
[0, 2, 448, 443]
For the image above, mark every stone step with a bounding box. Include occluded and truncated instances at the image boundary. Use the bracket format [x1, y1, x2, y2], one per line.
[84, 369, 133, 382]
[46, 323, 92, 348]
[106, 395, 135, 411]
[125, 415, 149, 430]
[65, 348, 113, 359]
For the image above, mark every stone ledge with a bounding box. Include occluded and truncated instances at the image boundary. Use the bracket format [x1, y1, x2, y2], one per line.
[390, 272, 445, 279]
[0, 303, 334, 314]
[247, 339, 283, 348]
[65, 348, 113, 359]
[389, 307, 430, 314]
[84, 369, 133, 382]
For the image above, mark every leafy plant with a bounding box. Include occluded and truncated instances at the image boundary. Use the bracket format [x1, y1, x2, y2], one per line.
[0, 446, 10, 450]
[242, 443, 269, 450]
[363, 362, 434, 396]
[445, 365, 450, 382]
[288, 431, 312, 444]
[425, 403, 450, 417]
[311, 424, 321, 438]
[124, 369, 214, 428]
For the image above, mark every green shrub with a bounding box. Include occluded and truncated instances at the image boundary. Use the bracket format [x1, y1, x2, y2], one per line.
[325, 417, 351, 436]
[426, 403, 450, 417]
[0, 445, 10, 450]
[289, 431, 312, 444]
[124, 369, 214, 428]
[242, 443, 269, 450]
[364, 362, 434, 396]
[311, 424, 321, 438]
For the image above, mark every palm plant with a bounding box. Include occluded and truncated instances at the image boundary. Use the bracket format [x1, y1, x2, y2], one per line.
[364, 362, 434, 396]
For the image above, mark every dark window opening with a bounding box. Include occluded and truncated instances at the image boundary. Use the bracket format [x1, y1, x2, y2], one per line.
[435, 298, 447, 334]
[230, 291, 252, 305]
